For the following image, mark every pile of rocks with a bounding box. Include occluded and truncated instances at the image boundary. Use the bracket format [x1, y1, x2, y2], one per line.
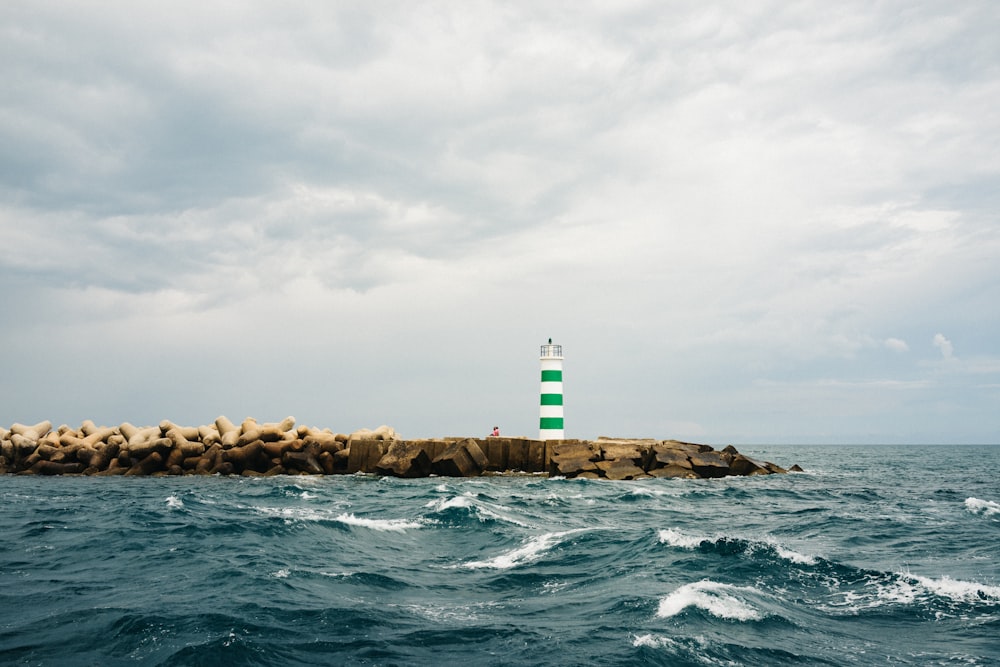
[0, 418, 395, 477]
[1, 419, 798, 478]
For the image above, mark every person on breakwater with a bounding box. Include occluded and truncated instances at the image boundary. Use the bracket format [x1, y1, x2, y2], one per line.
[490, 426, 500, 437]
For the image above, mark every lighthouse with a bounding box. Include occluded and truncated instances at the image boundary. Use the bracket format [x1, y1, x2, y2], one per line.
[539, 338, 564, 440]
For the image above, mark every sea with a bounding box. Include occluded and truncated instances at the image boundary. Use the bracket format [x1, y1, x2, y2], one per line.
[2, 444, 998, 666]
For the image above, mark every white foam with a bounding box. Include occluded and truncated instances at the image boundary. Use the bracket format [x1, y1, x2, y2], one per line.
[271, 568, 290, 578]
[632, 634, 676, 649]
[656, 580, 762, 621]
[965, 497, 1000, 517]
[425, 494, 533, 528]
[254, 506, 339, 522]
[771, 544, 817, 565]
[907, 573, 1000, 604]
[461, 529, 587, 570]
[751, 536, 817, 565]
[657, 528, 706, 549]
[425, 494, 474, 511]
[165, 495, 183, 509]
[334, 513, 423, 533]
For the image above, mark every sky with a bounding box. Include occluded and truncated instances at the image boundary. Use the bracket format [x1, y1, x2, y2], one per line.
[2, 1, 999, 444]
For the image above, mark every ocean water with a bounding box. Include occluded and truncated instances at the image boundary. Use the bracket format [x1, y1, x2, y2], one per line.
[1, 444, 998, 666]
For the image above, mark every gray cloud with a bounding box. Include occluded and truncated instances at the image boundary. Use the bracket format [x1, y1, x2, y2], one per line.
[2, 1, 999, 443]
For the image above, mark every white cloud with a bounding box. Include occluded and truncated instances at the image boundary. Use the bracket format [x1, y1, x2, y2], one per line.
[933, 333, 955, 360]
[884, 338, 909, 353]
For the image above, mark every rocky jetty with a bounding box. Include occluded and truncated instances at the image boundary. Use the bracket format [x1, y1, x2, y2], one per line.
[0, 419, 798, 479]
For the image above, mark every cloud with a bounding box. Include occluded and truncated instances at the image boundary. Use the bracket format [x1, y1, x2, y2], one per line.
[884, 338, 910, 353]
[1, 2, 999, 443]
[933, 333, 955, 360]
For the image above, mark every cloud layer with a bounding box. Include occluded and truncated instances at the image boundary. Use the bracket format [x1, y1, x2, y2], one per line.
[2, 1, 999, 443]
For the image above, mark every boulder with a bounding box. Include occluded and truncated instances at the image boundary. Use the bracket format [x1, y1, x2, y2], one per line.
[729, 454, 771, 476]
[688, 450, 731, 478]
[125, 452, 164, 476]
[30, 460, 84, 475]
[597, 459, 646, 480]
[128, 437, 172, 461]
[598, 442, 647, 464]
[226, 440, 266, 472]
[649, 465, 700, 479]
[549, 456, 599, 478]
[661, 439, 712, 453]
[283, 450, 323, 475]
[432, 439, 488, 477]
[304, 430, 342, 454]
[82, 428, 116, 447]
[548, 441, 599, 477]
[11, 421, 52, 441]
[375, 441, 433, 478]
[650, 446, 693, 470]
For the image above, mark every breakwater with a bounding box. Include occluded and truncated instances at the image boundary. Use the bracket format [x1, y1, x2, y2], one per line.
[1, 418, 797, 479]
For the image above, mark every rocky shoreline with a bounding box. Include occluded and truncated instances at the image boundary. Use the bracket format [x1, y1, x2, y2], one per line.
[1, 418, 800, 479]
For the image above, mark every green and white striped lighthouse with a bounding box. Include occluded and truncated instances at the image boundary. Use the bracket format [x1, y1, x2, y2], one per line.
[539, 338, 564, 440]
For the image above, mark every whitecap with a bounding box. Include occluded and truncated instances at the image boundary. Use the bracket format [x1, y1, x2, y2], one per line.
[771, 543, 818, 566]
[461, 529, 587, 570]
[334, 512, 423, 533]
[965, 497, 1000, 517]
[657, 528, 706, 549]
[425, 494, 474, 511]
[165, 495, 183, 509]
[656, 580, 762, 621]
[272, 568, 290, 578]
[254, 506, 339, 522]
[426, 494, 533, 528]
[752, 536, 817, 565]
[632, 634, 676, 649]
[906, 573, 1000, 604]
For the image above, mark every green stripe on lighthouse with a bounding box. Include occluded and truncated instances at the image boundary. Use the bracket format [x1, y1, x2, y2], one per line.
[540, 393, 563, 405]
[541, 370, 562, 382]
[540, 417, 564, 429]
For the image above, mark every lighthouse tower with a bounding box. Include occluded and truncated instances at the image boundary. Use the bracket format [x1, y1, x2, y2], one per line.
[539, 338, 564, 440]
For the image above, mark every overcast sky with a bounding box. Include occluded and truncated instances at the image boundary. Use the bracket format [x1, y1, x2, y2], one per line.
[2, 1, 998, 444]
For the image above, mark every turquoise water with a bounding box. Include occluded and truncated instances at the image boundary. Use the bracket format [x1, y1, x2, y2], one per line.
[2, 445, 998, 665]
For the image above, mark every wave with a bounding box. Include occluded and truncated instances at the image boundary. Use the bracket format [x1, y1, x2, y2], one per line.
[657, 527, 818, 565]
[165, 495, 183, 509]
[425, 493, 533, 528]
[821, 568, 1000, 617]
[656, 580, 763, 621]
[905, 573, 1000, 604]
[334, 513, 424, 533]
[658, 528, 707, 549]
[965, 497, 1000, 517]
[460, 529, 588, 570]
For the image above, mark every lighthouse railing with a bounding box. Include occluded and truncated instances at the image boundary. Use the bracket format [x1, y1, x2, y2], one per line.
[540, 344, 562, 358]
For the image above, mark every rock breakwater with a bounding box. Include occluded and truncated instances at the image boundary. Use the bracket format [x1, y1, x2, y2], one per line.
[0, 418, 797, 479]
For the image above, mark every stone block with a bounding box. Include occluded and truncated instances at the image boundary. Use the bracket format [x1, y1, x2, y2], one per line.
[688, 450, 731, 478]
[649, 465, 700, 479]
[597, 459, 646, 480]
[432, 441, 482, 477]
[375, 441, 432, 478]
